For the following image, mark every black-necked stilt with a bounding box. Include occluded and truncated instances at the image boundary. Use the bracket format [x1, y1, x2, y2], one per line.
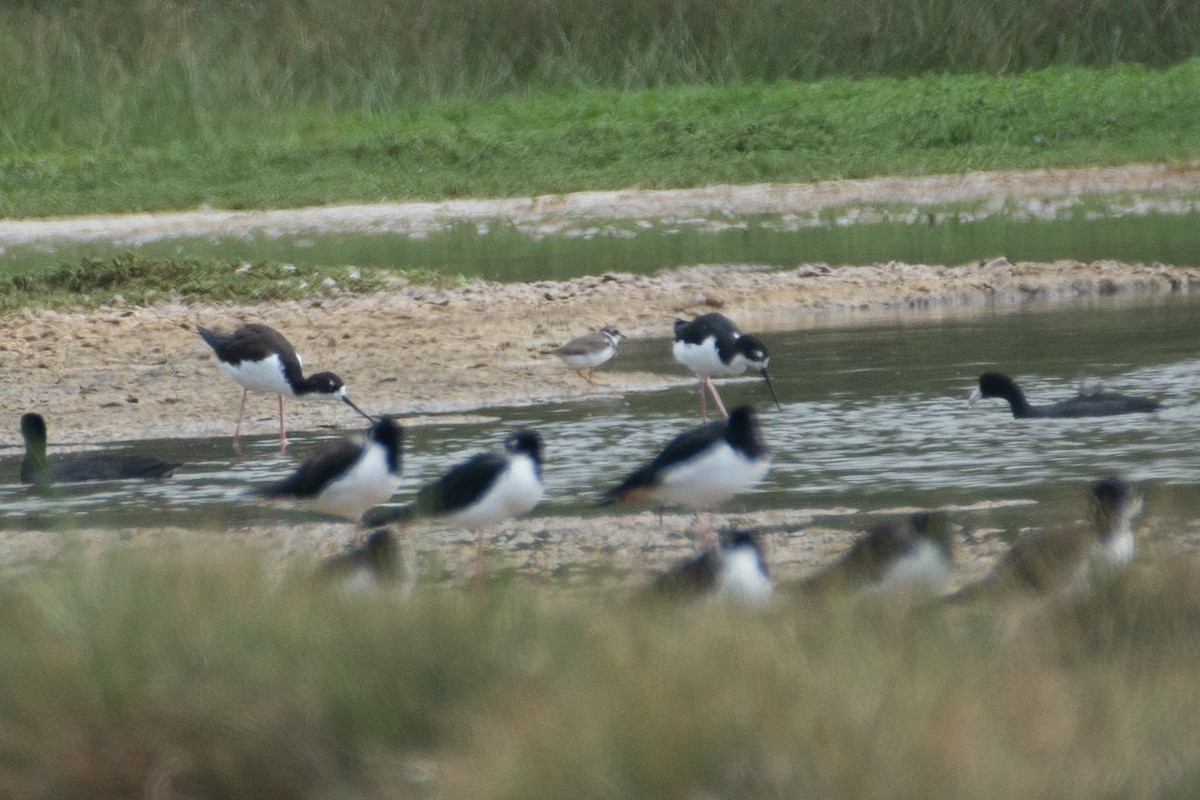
[315, 528, 406, 591]
[363, 429, 544, 582]
[673, 313, 780, 419]
[799, 512, 956, 598]
[197, 323, 373, 452]
[545, 326, 625, 387]
[256, 415, 404, 521]
[20, 412, 180, 485]
[968, 372, 1163, 418]
[603, 405, 770, 513]
[948, 477, 1141, 602]
[647, 529, 772, 606]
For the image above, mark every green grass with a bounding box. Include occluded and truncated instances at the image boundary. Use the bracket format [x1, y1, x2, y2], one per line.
[3, 546, 1200, 798]
[3, 60, 1200, 217]
[2, 0, 1198, 151]
[0, 252, 391, 313]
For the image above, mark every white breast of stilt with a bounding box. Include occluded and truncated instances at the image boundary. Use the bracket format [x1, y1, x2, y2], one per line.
[716, 548, 773, 605]
[446, 454, 544, 529]
[673, 336, 744, 378]
[309, 442, 403, 520]
[1095, 526, 1136, 567]
[655, 443, 770, 509]
[862, 539, 952, 597]
[220, 354, 295, 396]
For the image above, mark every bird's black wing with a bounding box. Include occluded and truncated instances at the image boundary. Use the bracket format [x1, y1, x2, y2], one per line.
[604, 420, 725, 499]
[411, 451, 509, 517]
[673, 313, 738, 344]
[258, 440, 362, 499]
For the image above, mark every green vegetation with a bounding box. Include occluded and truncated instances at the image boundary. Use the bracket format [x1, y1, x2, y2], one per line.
[0, 253, 387, 313]
[5, 60, 1200, 217]
[1, 0, 1199, 218]
[3, 0, 1198, 143]
[2, 546, 1200, 798]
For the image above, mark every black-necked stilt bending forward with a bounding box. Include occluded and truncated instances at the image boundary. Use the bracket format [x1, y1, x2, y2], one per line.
[20, 412, 181, 485]
[647, 529, 773, 606]
[947, 476, 1141, 602]
[363, 430, 545, 582]
[197, 323, 372, 452]
[798, 511, 956, 599]
[603, 405, 770, 522]
[256, 415, 404, 521]
[545, 326, 625, 387]
[968, 372, 1163, 418]
[673, 313, 780, 420]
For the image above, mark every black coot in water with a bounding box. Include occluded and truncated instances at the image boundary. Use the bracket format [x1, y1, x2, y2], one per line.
[968, 372, 1163, 418]
[20, 412, 181, 485]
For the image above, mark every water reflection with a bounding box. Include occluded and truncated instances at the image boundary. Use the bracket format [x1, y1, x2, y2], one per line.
[2, 295, 1199, 534]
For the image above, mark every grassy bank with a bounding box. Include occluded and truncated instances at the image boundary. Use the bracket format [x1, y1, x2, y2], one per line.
[3, 0, 1198, 146]
[0, 253, 393, 313]
[3, 545, 1200, 798]
[3, 60, 1200, 217]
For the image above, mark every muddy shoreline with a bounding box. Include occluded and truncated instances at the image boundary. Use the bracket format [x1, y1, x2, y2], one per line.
[3, 167, 1197, 585]
[1, 256, 1196, 448]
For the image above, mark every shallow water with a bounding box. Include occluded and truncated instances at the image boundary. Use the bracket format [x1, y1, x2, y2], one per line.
[2, 294, 1198, 538]
[4, 208, 1200, 283]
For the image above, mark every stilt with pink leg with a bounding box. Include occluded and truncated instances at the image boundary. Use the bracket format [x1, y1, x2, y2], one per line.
[602, 406, 770, 548]
[672, 313, 780, 420]
[362, 430, 545, 586]
[198, 323, 372, 453]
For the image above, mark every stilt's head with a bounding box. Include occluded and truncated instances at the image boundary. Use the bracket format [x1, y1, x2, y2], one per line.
[735, 335, 781, 410]
[368, 415, 405, 473]
[296, 371, 373, 422]
[504, 429, 543, 466]
[297, 371, 346, 398]
[1091, 476, 1141, 539]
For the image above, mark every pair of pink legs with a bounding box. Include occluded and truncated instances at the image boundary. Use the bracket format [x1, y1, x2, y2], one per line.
[231, 389, 288, 454]
[697, 376, 728, 421]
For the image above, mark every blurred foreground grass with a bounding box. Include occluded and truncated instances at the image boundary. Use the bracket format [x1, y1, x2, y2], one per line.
[3, 542, 1200, 799]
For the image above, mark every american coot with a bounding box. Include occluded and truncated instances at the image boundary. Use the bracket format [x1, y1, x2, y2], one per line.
[602, 406, 770, 511]
[197, 323, 372, 452]
[798, 511, 956, 598]
[20, 412, 181, 485]
[673, 313, 781, 420]
[947, 476, 1141, 602]
[362, 430, 544, 582]
[256, 416, 404, 521]
[544, 326, 625, 387]
[646, 529, 772, 606]
[968, 372, 1163, 418]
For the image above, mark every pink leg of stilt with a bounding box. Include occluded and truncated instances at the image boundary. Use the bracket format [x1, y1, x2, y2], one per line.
[698, 380, 708, 421]
[277, 394, 288, 451]
[705, 377, 728, 418]
[232, 389, 248, 454]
